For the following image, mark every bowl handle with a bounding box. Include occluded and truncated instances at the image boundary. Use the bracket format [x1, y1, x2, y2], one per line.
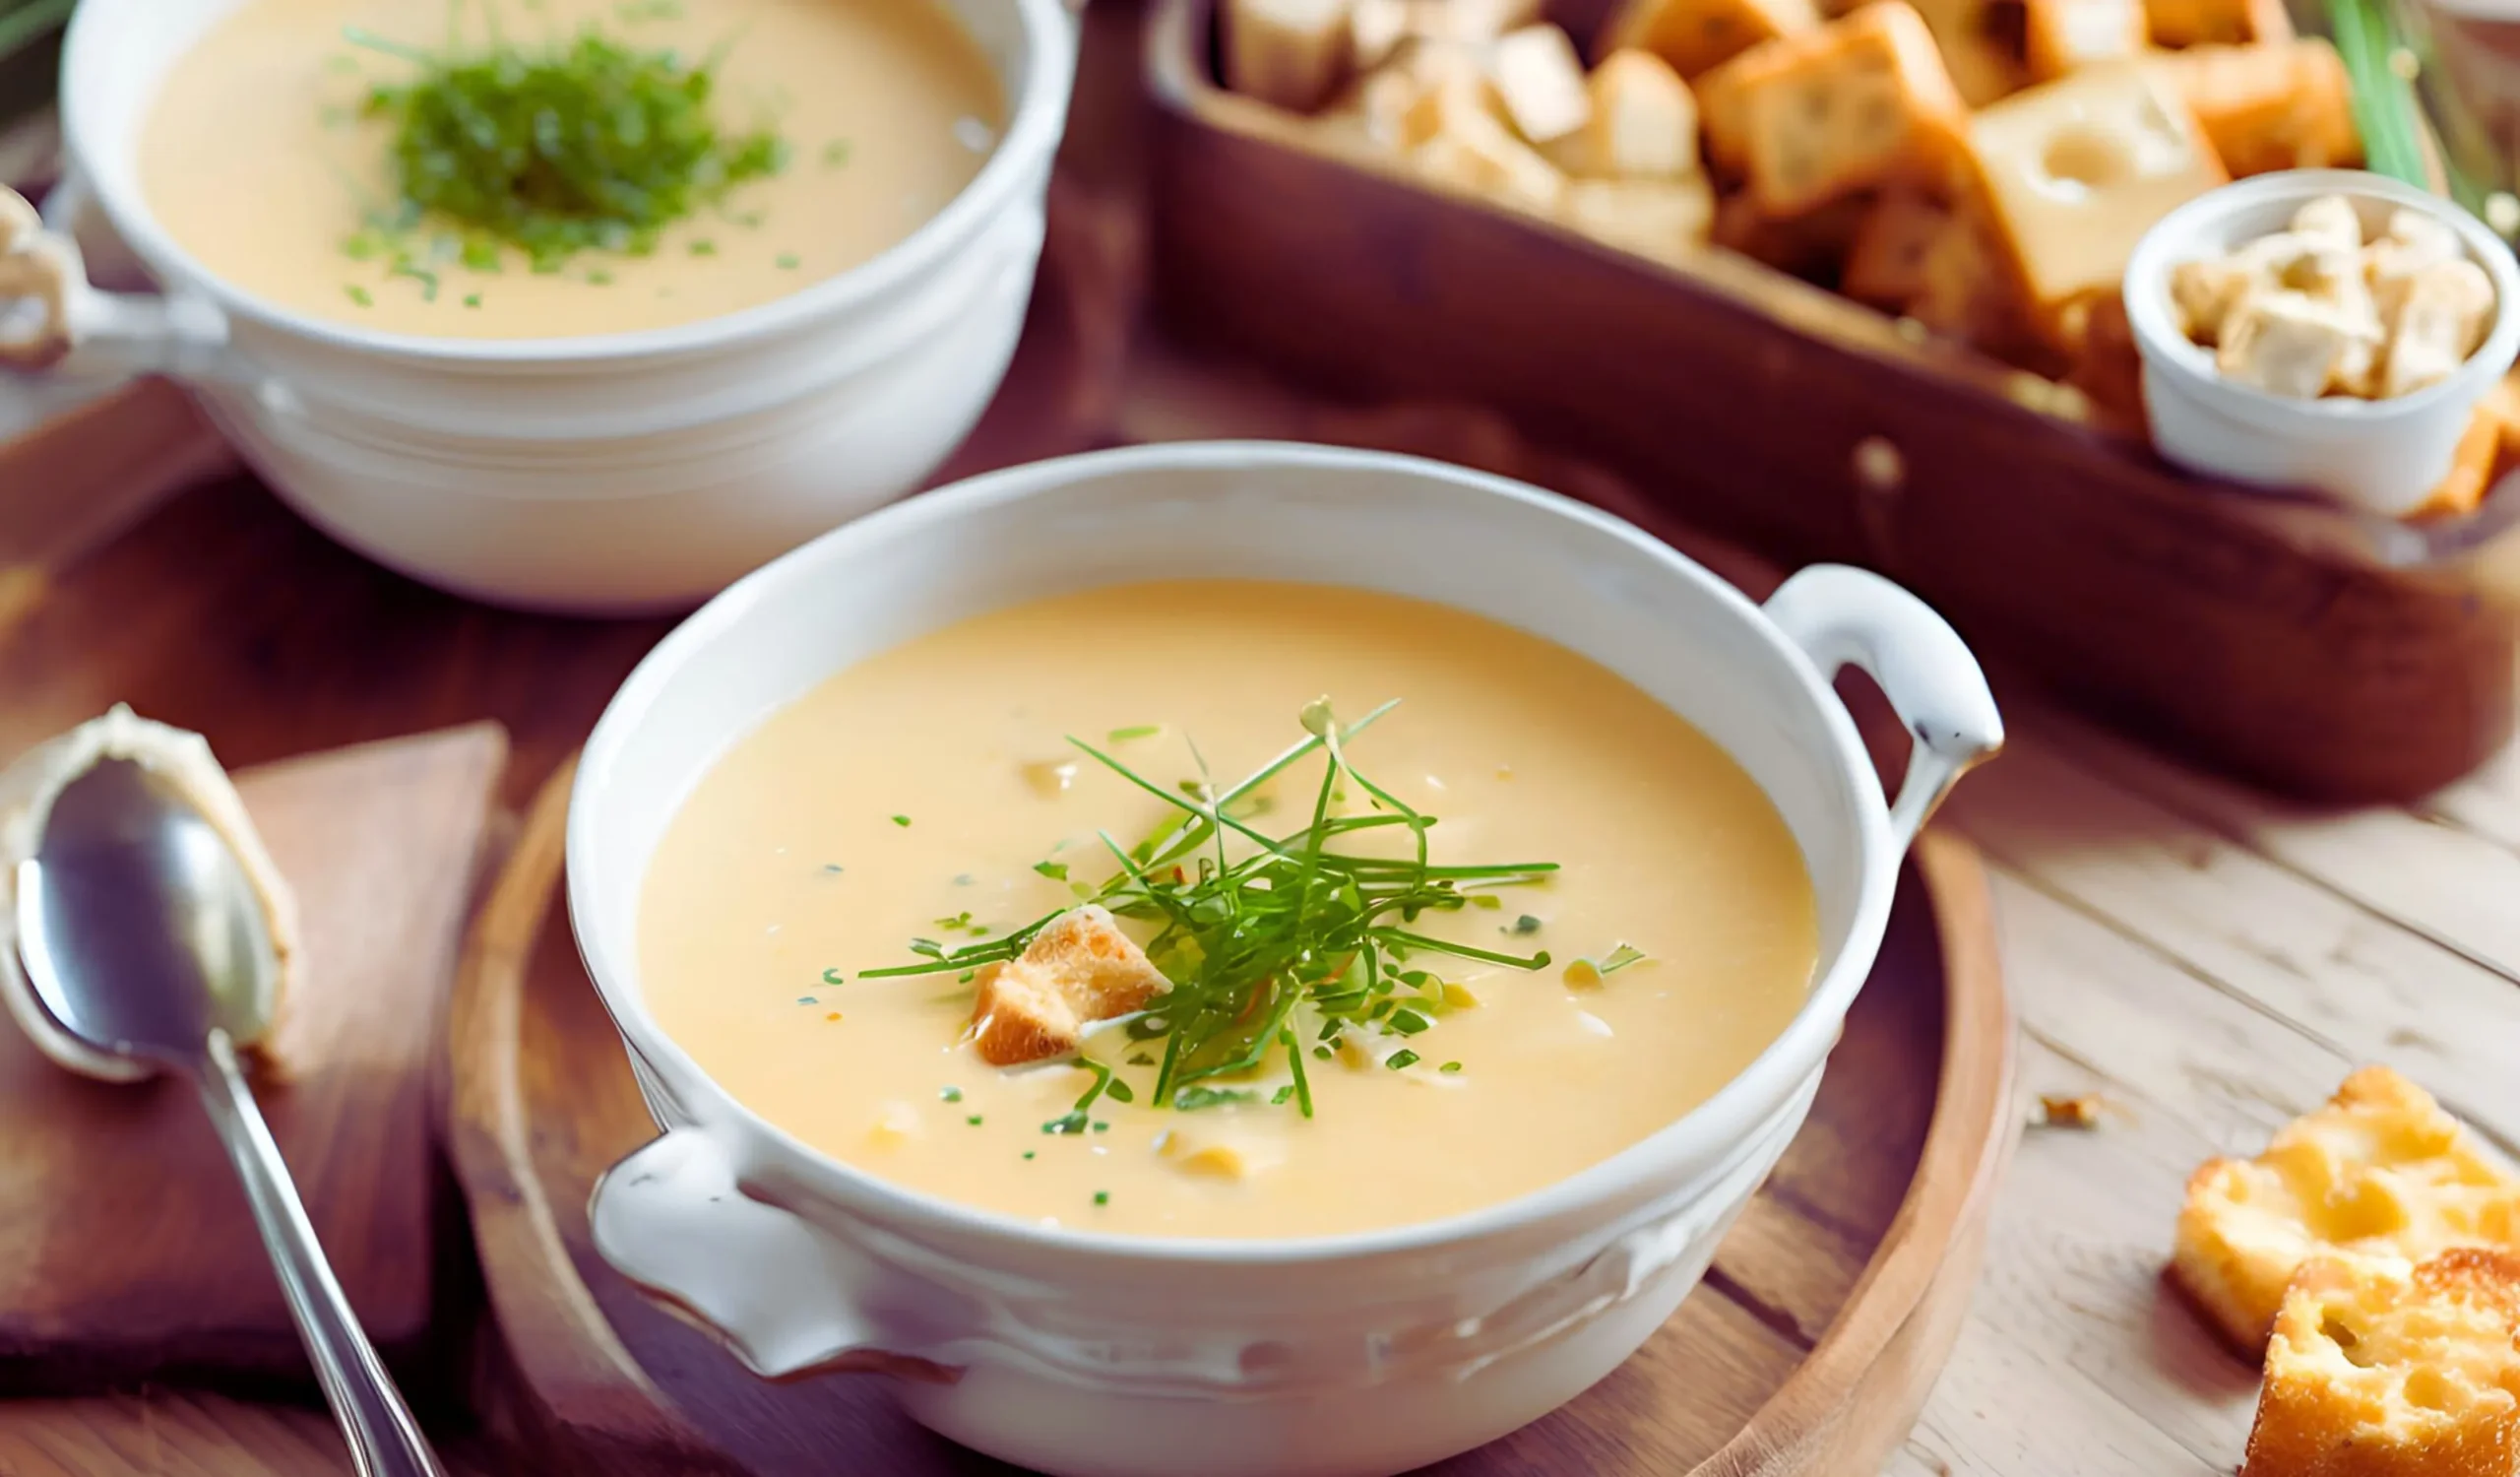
[0, 184, 230, 381]
[589, 1128, 960, 1383]
[1763, 564, 2003, 849]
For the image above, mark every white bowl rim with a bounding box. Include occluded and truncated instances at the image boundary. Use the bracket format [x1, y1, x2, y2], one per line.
[2122, 168, 2520, 424]
[568, 440, 1900, 1267]
[57, 0, 1075, 368]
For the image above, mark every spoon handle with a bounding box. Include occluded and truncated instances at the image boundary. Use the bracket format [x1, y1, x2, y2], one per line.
[195, 1033, 447, 1477]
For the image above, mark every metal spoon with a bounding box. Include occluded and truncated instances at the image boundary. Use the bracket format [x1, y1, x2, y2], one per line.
[13, 757, 444, 1477]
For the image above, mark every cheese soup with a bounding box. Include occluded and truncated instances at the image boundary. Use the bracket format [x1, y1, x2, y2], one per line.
[639, 582, 1818, 1239]
[139, 0, 1003, 338]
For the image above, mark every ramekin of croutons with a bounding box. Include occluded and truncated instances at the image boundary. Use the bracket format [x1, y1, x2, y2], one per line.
[2123, 169, 2520, 518]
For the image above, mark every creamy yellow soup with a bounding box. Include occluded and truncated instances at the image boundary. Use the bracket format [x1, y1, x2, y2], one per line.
[139, 0, 1003, 338]
[639, 582, 1819, 1239]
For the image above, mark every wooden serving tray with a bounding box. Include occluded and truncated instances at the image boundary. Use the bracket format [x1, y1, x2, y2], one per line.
[442, 742, 2015, 1473]
[1142, 0, 2520, 805]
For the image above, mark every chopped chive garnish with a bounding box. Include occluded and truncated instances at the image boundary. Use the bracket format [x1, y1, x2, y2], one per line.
[892, 814, 913, 827]
[1439, 1060, 1463, 1073]
[345, 284, 374, 306]
[586, 268, 613, 285]
[860, 702, 1559, 1120]
[1386, 1050, 1421, 1070]
[967, 1114, 983, 1125]
[822, 864, 845, 874]
[1469, 894, 1501, 910]
[1108, 725, 1162, 742]
[822, 139, 851, 167]
[1043, 1111, 1089, 1134]
[940, 1086, 963, 1103]
[821, 968, 846, 985]
[1034, 861, 1069, 880]
[796, 995, 816, 1004]
[462, 292, 482, 307]
[775, 251, 801, 269]
[690, 238, 718, 256]
[1511, 915, 1543, 935]
[1092, 1121, 1109, 1132]
[1093, 1190, 1110, 1206]
[1127, 1052, 1155, 1066]
[1022, 1150, 1036, 1160]
[1272, 1085, 1294, 1105]
[349, 31, 790, 274]
[954, 873, 975, 886]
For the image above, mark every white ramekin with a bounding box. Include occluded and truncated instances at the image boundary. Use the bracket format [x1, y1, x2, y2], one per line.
[2123, 168, 2520, 518]
[563, 442, 2004, 1477]
[2, 0, 1075, 612]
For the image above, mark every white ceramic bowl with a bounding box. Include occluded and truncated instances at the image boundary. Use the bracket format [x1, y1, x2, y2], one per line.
[564, 442, 2003, 1477]
[2123, 169, 2520, 518]
[1, 0, 1075, 612]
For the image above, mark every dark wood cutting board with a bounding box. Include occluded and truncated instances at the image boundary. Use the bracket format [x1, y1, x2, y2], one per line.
[0, 723, 506, 1393]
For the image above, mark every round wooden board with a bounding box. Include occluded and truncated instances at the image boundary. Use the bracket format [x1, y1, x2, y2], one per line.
[447, 762, 2017, 1477]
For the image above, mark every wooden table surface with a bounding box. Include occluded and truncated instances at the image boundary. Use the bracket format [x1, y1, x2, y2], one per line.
[8, 12, 2520, 1474]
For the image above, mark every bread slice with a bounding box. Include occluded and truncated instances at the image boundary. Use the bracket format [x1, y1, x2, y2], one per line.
[967, 906, 1171, 1066]
[2175, 1066, 2520, 1354]
[2242, 1249, 2520, 1476]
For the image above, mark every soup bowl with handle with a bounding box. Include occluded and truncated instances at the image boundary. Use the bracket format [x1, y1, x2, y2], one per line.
[0, 0, 1074, 613]
[567, 441, 2003, 1477]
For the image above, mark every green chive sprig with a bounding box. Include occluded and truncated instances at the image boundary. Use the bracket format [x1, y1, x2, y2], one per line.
[859, 701, 1559, 1118]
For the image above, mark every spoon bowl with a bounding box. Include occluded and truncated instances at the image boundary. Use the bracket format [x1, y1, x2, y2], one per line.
[15, 757, 277, 1068]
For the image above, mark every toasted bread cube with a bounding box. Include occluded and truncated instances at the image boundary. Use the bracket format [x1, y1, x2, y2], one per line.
[2219, 287, 2382, 399]
[2241, 1250, 2520, 1477]
[2173, 1065, 2520, 1354]
[1549, 48, 1701, 177]
[1970, 60, 2228, 345]
[2023, 0, 2148, 79]
[1227, 0, 1357, 112]
[1908, 203, 2043, 355]
[2146, 0, 2290, 47]
[2369, 209, 2469, 321]
[2382, 259, 2497, 399]
[1406, 77, 1568, 208]
[2411, 399, 2505, 521]
[1712, 187, 1872, 277]
[1558, 175, 1717, 263]
[1697, 3, 1969, 216]
[1843, 190, 1952, 306]
[967, 905, 1171, 1066]
[1489, 25, 1593, 142]
[1603, 0, 1822, 79]
[1906, 0, 2032, 105]
[2148, 38, 2360, 179]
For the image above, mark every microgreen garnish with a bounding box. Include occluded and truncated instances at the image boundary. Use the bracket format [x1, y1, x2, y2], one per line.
[1042, 1112, 1089, 1134]
[1034, 861, 1069, 880]
[1386, 1050, 1421, 1070]
[860, 701, 1558, 1120]
[347, 29, 788, 274]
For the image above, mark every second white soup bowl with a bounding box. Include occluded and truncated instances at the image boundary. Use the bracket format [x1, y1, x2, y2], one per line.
[567, 442, 2004, 1477]
[13, 0, 1075, 612]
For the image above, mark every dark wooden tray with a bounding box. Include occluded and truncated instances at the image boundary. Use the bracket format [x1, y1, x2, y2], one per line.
[444, 747, 2016, 1476]
[1142, 0, 2520, 804]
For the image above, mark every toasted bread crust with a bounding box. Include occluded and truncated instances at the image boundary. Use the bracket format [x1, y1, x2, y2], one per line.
[2241, 1249, 2520, 1477]
[967, 906, 1170, 1066]
[2172, 1066, 2520, 1355]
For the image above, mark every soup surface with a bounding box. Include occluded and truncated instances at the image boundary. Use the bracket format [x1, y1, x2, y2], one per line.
[639, 581, 1818, 1239]
[139, 0, 1003, 338]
